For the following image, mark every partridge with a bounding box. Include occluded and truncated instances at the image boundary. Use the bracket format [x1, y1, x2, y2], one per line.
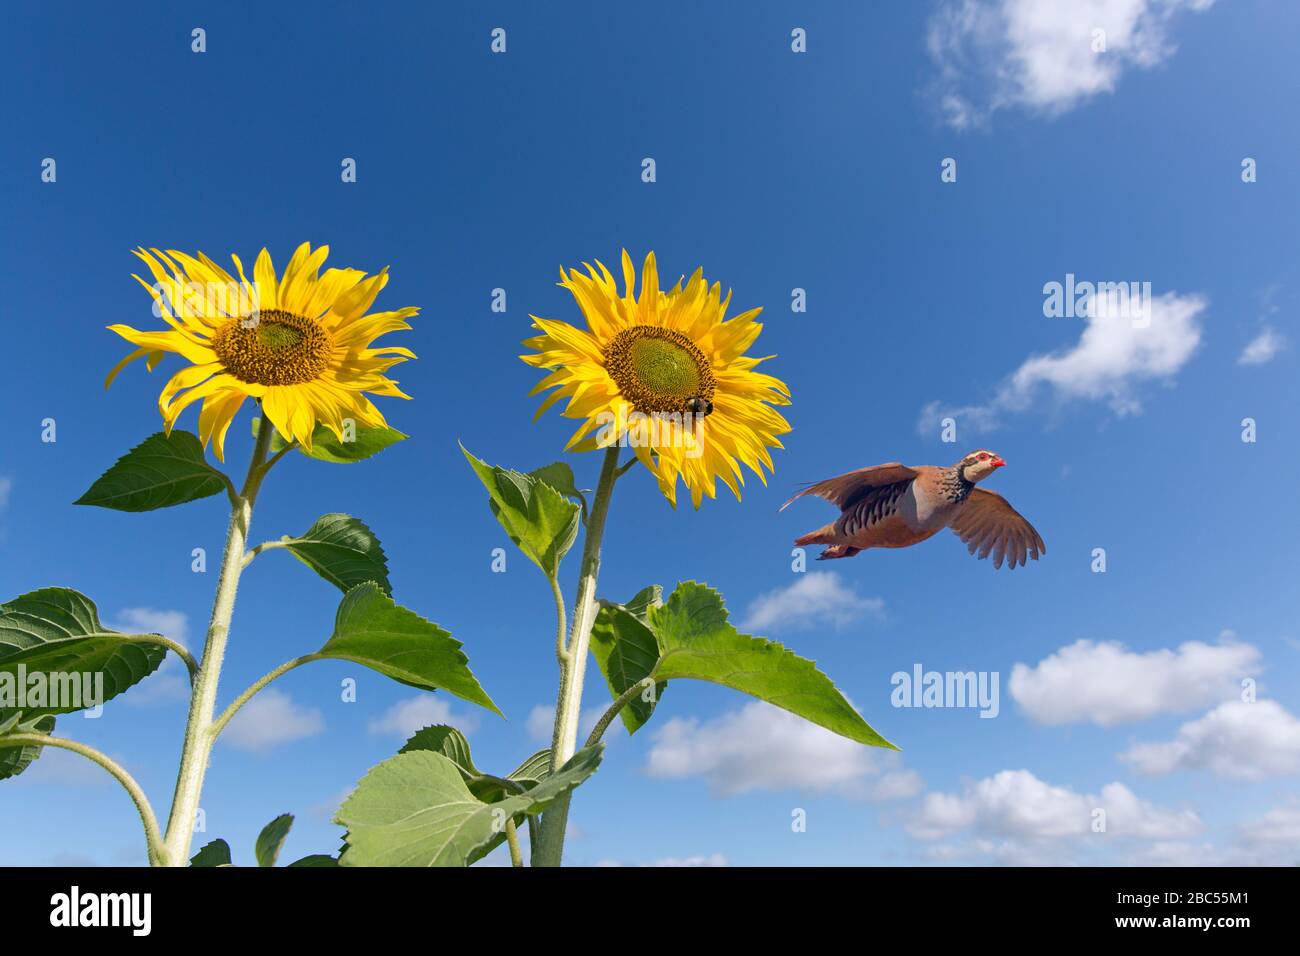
[782, 450, 1045, 569]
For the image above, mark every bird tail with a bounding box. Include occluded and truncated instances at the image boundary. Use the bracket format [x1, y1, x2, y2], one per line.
[794, 524, 836, 547]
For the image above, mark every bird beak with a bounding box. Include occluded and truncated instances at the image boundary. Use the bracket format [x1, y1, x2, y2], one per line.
[992, 457, 1006, 468]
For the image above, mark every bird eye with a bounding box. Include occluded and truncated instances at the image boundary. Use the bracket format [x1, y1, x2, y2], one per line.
[977, 453, 989, 461]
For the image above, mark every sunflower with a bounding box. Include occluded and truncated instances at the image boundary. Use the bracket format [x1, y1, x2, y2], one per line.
[106, 243, 417, 460]
[522, 250, 791, 508]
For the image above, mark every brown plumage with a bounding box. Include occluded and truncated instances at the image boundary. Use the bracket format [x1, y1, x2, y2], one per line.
[781, 450, 1045, 570]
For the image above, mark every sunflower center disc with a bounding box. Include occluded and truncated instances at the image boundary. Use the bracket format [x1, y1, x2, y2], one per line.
[212, 309, 334, 386]
[605, 326, 715, 416]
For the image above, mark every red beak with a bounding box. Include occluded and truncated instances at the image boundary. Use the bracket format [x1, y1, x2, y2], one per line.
[992, 457, 1006, 468]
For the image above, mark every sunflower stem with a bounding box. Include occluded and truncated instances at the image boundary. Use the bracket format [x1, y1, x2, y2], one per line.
[159, 413, 276, 866]
[0, 733, 166, 866]
[584, 677, 656, 749]
[550, 575, 569, 664]
[258, 439, 299, 478]
[533, 444, 621, 867]
[505, 818, 524, 867]
[119, 633, 198, 682]
[207, 654, 321, 741]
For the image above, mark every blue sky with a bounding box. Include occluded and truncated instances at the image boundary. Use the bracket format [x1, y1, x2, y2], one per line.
[2, 0, 1298, 866]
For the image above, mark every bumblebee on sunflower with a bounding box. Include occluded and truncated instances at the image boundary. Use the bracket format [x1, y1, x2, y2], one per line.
[522, 250, 791, 508]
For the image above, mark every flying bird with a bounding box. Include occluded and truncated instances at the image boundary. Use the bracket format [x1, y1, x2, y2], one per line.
[781, 450, 1045, 569]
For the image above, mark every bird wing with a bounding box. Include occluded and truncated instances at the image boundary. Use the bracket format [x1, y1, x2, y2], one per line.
[948, 488, 1046, 570]
[834, 478, 915, 539]
[779, 463, 918, 512]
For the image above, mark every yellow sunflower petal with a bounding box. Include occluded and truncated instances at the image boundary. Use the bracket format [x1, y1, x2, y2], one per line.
[159, 361, 225, 414]
[108, 325, 218, 366]
[279, 244, 331, 315]
[198, 388, 247, 462]
[329, 269, 389, 324]
[119, 244, 417, 444]
[253, 248, 278, 310]
[302, 267, 365, 318]
[161, 374, 242, 433]
[105, 347, 151, 388]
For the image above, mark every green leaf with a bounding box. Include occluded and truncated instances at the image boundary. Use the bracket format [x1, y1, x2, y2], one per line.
[317, 584, 500, 716]
[397, 726, 542, 861]
[506, 749, 552, 785]
[623, 585, 664, 624]
[287, 854, 338, 867]
[255, 813, 294, 867]
[0, 588, 168, 722]
[530, 462, 589, 520]
[74, 431, 226, 512]
[400, 725, 542, 805]
[190, 839, 232, 867]
[0, 715, 55, 781]
[647, 582, 896, 750]
[591, 601, 665, 734]
[252, 418, 407, 464]
[461, 445, 581, 579]
[399, 724, 481, 776]
[281, 514, 391, 595]
[337, 744, 603, 867]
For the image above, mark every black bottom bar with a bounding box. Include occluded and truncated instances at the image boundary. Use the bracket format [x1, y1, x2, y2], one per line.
[2, 865, 1281, 942]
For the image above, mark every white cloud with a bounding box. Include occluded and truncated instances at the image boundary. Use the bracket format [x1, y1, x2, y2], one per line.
[907, 769, 1201, 842]
[368, 695, 481, 738]
[597, 853, 729, 867]
[1236, 799, 1300, 863]
[221, 689, 324, 753]
[920, 291, 1205, 432]
[1121, 700, 1300, 780]
[112, 607, 189, 643]
[111, 608, 192, 706]
[1123, 840, 1223, 866]
[1123, 799, 1300, 866]
[1129, 799, 1300, 865]
[1009, 637, 1258, 726]
[740, 572, 884, 633]
[651, 853, 728, 867]
[526, 705, 553, 743]
[927, 0, 1215, 129]
[526, 703, 606, 744]
[922, 791, 1300, 866]
[644, 701, 918, 800]
[1238, 326, 1287, 365]
[923, 838, 1079, 866]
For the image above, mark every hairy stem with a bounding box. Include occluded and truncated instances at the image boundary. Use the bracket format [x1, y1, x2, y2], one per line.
[0, 733, 165, 865]
[550, 575, 569, 663]
[533, 444, 621, 867]
[121, 634, 198, 681]
[585, 677, 656, 748]
[160, 414, 277, 866]
[242, 537, 289, 568]
[505, 818, 523, 867]
[208, 654, 321, 741]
